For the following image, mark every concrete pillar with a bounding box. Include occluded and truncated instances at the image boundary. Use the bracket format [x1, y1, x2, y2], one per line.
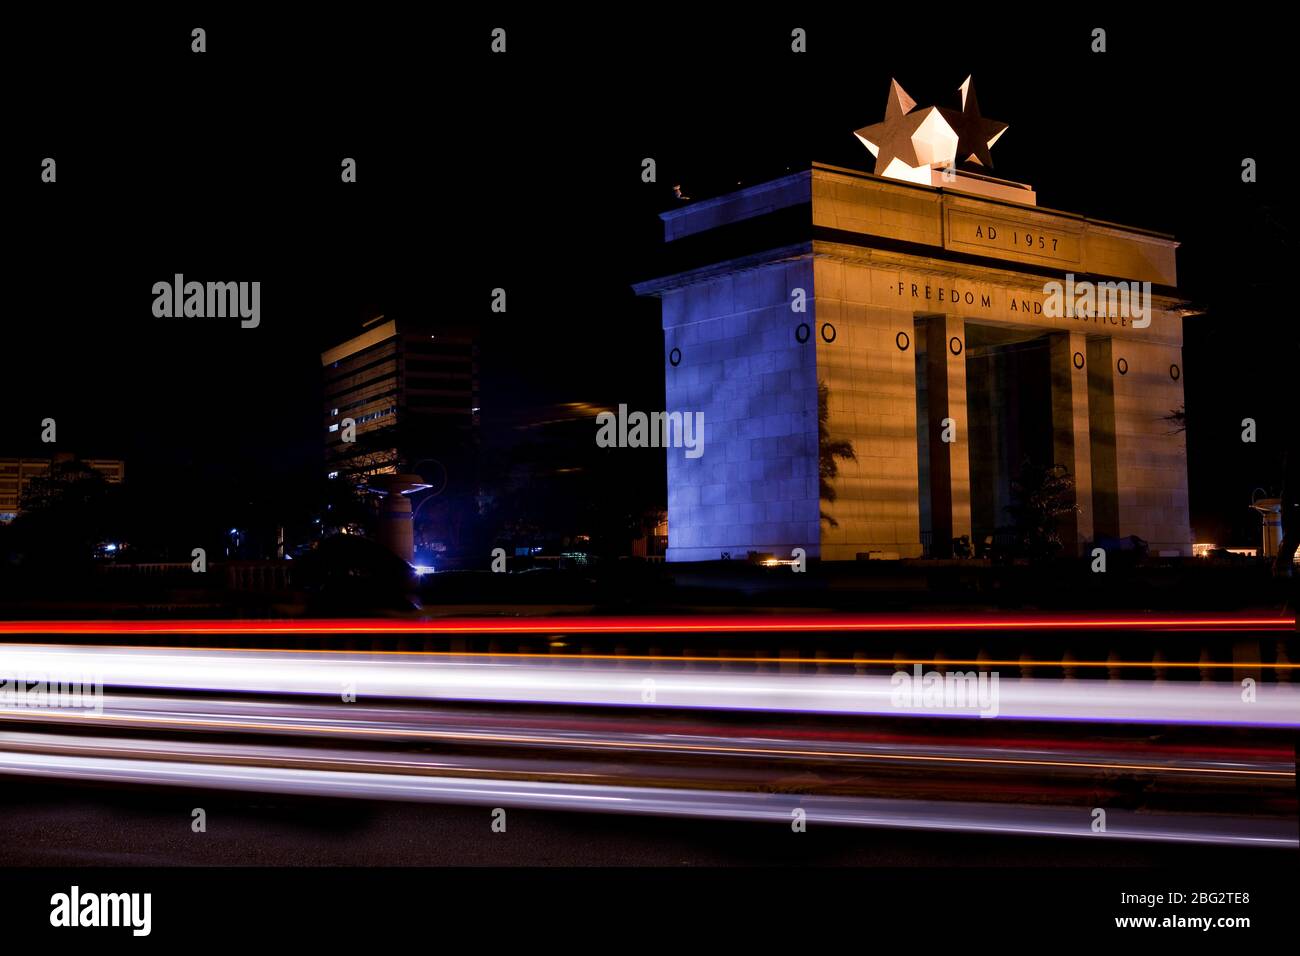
[1086, 336, 1120, 541]
[370, 474, 431, 564]
[1049, 332, 1094, 555]
[922, 315, 972, 557]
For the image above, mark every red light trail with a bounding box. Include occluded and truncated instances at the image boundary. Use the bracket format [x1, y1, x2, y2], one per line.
[0, 613, 1292, 637]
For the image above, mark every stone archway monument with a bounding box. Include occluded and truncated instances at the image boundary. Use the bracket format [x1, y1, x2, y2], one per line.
[635, 77, 1193, 562]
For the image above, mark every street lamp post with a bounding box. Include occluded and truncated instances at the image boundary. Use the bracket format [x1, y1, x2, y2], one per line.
[410, 458, 448, 521]
[407, 459, 450, 565]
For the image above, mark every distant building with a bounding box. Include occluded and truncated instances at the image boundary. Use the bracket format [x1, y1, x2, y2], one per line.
[631, 509, 669, 559]
[321, 316, 479, 482]
[0, 454, 125, 523]
[320, 317, 480, 564]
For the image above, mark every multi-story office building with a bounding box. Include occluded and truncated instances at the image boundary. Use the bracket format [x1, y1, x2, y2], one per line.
[321, 316, 479, 483]
[0, 454, 125, 523]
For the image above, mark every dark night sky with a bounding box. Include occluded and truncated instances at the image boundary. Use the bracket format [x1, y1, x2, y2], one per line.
[3, 12, 1294, 545]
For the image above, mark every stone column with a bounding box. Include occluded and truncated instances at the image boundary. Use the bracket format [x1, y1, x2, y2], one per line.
[1049, 332, 1094, 555]
[922, 315, 972, 557]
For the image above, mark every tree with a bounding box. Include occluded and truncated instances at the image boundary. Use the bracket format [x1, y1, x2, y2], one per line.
[1006, 460, 1080, 560]
[11, 458, 122, 567]
[1162, 403, 1186, 434]
[319, 472, 376, 536]
[818, 383, 857, 528]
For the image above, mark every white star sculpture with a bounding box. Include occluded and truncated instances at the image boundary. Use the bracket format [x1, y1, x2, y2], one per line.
[854, 78, 960, 185]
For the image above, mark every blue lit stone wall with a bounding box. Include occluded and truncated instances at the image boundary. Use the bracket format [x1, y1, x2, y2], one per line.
[660, 259, 820, 562]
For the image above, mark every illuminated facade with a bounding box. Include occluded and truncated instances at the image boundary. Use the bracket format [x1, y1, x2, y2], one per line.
[636, 81, 1193, 562]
